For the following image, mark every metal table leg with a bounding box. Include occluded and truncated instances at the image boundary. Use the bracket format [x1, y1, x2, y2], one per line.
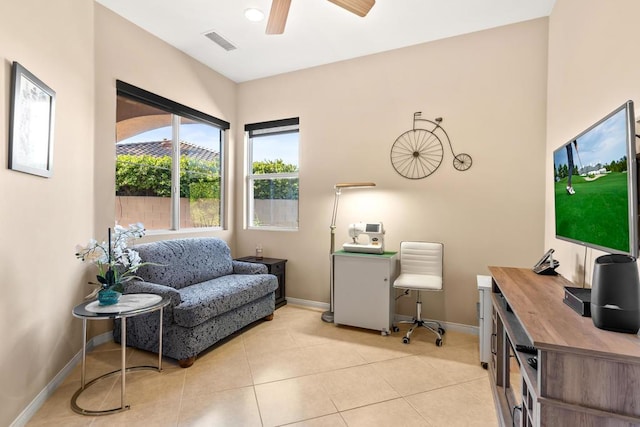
[71, 295, 168, 416]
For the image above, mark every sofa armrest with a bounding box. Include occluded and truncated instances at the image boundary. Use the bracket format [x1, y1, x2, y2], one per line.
[124, 280, 182, 306]
[232, 260, 268, 275]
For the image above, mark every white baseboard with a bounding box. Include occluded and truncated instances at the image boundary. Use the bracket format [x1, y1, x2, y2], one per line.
[284, 297, 329, 311]
[10, 331, 113, 427]
[285, 298, 478, 335]
[393, 314, 479, 335]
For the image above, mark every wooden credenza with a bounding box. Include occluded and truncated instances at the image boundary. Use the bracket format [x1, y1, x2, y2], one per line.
[488, 267, 640, 427]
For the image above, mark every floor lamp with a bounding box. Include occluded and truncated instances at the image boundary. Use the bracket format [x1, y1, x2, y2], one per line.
[321, 182, 376, 323]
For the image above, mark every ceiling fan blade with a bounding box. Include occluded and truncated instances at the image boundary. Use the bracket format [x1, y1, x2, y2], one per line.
[266, 0, 291, 34]
[327, 0, 375, 17]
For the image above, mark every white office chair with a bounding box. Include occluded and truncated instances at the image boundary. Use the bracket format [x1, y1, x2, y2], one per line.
[394, 241, 445, 346]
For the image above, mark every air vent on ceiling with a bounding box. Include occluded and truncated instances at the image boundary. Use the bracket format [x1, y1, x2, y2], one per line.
[204, 31, 237, 51]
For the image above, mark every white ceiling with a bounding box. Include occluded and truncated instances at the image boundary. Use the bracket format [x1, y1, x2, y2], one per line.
[96, 0, 556, 83]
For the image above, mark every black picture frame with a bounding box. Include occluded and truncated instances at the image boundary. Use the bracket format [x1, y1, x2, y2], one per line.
[8, 62, 56, 178]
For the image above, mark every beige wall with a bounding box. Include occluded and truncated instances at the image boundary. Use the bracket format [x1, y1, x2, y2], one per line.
[236, 18, 549, 326]
[545, 0, 640, 284]
[95, 5, 237, 245]
[1, 3, 237, 425]
[17, 0, 636, 423]
[0, 2, 95, 425]
[91, 3, 237, 348]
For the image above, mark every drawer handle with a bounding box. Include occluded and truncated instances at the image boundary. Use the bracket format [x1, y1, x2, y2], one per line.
[490, 333, 497, 355]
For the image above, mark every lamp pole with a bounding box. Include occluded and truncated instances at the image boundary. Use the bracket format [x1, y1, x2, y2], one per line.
[321, 182, 375, 323]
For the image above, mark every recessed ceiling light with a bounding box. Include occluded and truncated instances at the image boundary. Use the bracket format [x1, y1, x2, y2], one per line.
[244, 8, 264, 22]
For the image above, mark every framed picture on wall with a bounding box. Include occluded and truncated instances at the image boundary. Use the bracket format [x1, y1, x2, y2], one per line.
[8, 62, 56, 178]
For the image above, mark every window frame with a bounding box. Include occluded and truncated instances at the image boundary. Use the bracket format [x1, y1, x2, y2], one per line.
[245, 118, 300, 231]
[116, 81, 230, 232]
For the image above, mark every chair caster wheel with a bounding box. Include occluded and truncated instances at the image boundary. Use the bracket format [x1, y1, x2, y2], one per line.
[402, 337, 410, 344]
[438, 327, 445, 335]
[435, 338, 443, 347]
[392, 326, 399, 333]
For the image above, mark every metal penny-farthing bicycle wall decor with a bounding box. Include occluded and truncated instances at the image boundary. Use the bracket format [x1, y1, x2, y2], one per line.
[390, 112, 472, 179]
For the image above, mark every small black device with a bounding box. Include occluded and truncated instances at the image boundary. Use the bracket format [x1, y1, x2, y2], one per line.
[532, 248, 559, 275]
[563, 286, 591, 317]
[527, 356, 538, 370]
[515, 344, 537, 355]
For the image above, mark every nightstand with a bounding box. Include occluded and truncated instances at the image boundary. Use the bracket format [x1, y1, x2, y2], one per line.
[235, 256, 287, 308]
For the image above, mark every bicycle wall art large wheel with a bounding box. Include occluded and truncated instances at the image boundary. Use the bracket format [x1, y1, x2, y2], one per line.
[390, 128, 444, 179]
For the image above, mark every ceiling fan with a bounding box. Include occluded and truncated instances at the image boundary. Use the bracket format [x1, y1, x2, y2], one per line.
[266, 0, 375, 35]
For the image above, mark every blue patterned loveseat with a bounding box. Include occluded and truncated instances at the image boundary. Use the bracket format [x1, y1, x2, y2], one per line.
[113, 237, 278, 367]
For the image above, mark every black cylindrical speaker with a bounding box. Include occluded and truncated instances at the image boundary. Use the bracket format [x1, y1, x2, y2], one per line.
[591, 254, 640, 333]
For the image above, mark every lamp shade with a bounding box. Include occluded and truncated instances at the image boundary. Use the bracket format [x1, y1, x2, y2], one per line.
[334, 182, 376, 189]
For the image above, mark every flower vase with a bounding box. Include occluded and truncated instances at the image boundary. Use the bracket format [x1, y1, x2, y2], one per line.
[98, 289, 121, 306]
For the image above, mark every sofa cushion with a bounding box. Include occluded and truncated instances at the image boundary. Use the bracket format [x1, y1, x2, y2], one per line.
[134, 238, 233, 290]
[173, 274, 278, 328]
[233, 260, 268, 275]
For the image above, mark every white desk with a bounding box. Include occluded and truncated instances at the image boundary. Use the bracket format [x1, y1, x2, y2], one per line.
[333, 250, 398, 335]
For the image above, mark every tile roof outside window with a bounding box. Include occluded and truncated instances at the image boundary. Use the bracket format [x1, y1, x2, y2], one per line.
[116, 140, 219, 162]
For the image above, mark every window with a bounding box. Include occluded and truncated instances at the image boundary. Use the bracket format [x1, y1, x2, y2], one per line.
[115, 81, 229, 231]
[246, 118, 299, 229]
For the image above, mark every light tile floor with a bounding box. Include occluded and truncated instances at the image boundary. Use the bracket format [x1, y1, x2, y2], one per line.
[27, 305, 497, 426]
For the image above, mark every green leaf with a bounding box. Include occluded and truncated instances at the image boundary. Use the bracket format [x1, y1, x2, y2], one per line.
[105, 269, 116, 287]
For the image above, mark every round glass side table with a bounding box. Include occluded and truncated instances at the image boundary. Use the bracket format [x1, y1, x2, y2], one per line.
[71, 293, 170, 415]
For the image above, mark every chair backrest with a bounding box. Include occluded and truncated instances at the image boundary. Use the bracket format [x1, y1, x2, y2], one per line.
[399, 241, 443, 277]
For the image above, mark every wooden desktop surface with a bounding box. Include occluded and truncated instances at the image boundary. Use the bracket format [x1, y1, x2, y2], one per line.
[489, 266, 640, 362]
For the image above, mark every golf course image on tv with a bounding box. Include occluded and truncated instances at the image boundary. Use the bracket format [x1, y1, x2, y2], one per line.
[554, 168, 629, 253]
[553, 104, 635, 255]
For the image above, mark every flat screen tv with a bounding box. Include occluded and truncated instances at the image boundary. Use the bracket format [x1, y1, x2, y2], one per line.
[553, 100, 638, 258]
